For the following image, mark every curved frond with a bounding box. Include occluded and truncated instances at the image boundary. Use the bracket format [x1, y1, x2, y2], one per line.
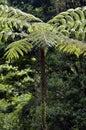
[56, 36, 86, 57]
[4, 39, 33, 60]
[48, 7, 86, 42]
[0, 31, 28, 43]
[0, 5, 42, 33]
[48, 7, 86, 56]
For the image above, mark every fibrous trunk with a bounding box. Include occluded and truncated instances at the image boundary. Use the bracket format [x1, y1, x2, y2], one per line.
[40, 47, 47, 130]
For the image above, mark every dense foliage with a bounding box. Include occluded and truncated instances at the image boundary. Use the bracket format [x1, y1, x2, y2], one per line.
[0, 0, 86, 130]
[47, 51, 86, 130]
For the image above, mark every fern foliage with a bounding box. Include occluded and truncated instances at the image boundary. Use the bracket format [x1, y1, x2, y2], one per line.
[48, 7, 86, 41]
[4, 22, 59, 60]
[1, 5, 86, 59]
[4, 38, 33, 60]
[0, 4, 41, 31]
[55, 36, 86, 56]
[26, 23, 58, 47]
[48, 7, 86, 56]
[0, 5, 42, 60]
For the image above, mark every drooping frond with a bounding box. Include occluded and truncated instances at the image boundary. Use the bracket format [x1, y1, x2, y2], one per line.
[1, 5, 86, 60]
[56, 36, 86, 57]
[0, 5, 42, 60]
[4, 38, 32, 60]
[48, 7, 86, 41]
[0, 31, 28, 43]
[0, 4, 42, 32]
[4, 23, 59, 60]
[4, 22, 60, 60]
[48, 7, 86, 56]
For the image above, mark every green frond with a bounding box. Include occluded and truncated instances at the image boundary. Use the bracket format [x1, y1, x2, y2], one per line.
[0, 31, 28, 43]
[68, 10, 80, 21]
[56, 36, 86, 57]
[75, 8, 85, 20]
[1, 5, 86, 59]
[65, 16, 74, 30]
[0, 5, 42, 33]
[61, 30, 70, 37]
[57, 25, 66, 31]
[48, 7, 86, 42]
[5, 39, 33, 60]
[26, 23, 58, 48]
[48, 7, 86, 56]
[75, 31, 80, 40]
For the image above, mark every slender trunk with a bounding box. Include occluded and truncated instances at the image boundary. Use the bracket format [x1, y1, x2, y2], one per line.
[40, 47, 47, 130]
[34, 73, 40, 105]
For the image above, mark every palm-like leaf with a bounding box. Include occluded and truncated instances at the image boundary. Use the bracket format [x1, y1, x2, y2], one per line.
[1, 5, 86, 60]
[4, 38, 32, 60]
[56, 36, 86, 56]
[4, 23, 59, 60]
[0, 5, 42, 60]
[0, 4, 42, 48]
[48, 7, 86, 56]
[0, 31, 28, 43]
[0, 4, 41, 32]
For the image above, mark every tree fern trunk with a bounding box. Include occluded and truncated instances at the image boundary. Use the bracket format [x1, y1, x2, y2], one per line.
[40, 47, 47, 130]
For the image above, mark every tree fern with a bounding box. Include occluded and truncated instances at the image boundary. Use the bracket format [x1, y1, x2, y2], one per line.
[3, 23, 59, 60]
[26, 23, 58, 47]
[0, 4, 42, 60]
[1, 5, 86, 58]
[1, 5, 86, 130]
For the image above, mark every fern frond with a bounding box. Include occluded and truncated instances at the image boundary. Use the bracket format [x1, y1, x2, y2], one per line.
[5, 39, 32, 60]
[75, 7, 85, 20]
[56, 36, 86, 57]
[0, 31, 28, 43]
[26, 23, 58, 48]
[48, 6, 86, 56]
[48, 7, 86, 42]
[0, 5, 42, 33]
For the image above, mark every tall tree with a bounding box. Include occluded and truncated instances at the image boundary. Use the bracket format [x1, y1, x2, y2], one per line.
[0, 5, 86, 130]
[0, 5, 58, 130]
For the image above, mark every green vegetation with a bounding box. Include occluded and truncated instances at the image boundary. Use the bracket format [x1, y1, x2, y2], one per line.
[0, 1, 86, 130]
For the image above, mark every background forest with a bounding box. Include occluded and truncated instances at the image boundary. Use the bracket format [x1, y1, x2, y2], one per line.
[0, 0, 86, 130]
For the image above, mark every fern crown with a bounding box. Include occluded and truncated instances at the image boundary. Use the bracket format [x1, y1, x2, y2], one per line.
[0, 5, 86, 59]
